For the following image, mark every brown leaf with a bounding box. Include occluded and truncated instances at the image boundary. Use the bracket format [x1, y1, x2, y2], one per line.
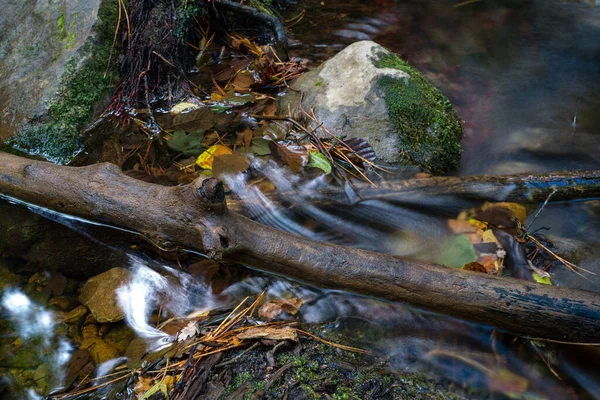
[226, 70, 256, 92]
[276, 142, 309, 172]
[212, 154, 250, 179]
[236, 326, 299, 342]
[462, 262, 487, 273]
[448, 219, 478, 234]
[259, 298, 304, 321]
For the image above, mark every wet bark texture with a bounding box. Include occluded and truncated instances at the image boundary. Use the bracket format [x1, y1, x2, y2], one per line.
[1, 151, 599, 343]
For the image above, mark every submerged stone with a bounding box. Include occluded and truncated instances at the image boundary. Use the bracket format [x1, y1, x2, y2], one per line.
[279, 40, 463, 174]
[79, 267, 130, 323]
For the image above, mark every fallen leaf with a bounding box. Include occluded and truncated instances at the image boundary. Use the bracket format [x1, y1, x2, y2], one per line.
[170, 102, 200, 115]
[212, 153, 250, 178]
[236, 326, 299, 342]
[227, 70, 256, 92]
[342, 137, 376, 163]
[532, 273, 553, 285]
[438, 234, 478, 268]
[462, 262, 487, 273]
[308, 151, 332, 174]
[251, 138, 272, 156]
[259, 298, 304, 320]
[178, 321, 199, 342]
[276, 142, 309, 172]
[196, 144, 233, 169]
[482, 202, 527, 225]
[448, 219, 478, 234]
[487, 368, 528, 396]
[167, 130, 205, 156]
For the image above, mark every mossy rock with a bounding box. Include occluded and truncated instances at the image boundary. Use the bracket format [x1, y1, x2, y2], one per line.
[279, 40, 463, 174]
[374, 52, 463, 174]
[1, 0, 120, 164]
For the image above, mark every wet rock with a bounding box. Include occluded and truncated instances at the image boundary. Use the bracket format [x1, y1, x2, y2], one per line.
[80, 337, 120, 365]
[104, 323, 136, 355]
[49, 295, 79, 311]
[63, 305, 89, 325]
[0, 0, 118, 163]
[79, 323, 119, 364]
[279, 40, 463, 174]
[0, 262, 25, 291]
[79, 268, 131, 323]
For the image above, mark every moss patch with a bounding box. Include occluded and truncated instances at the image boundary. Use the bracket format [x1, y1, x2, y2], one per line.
[210, 325, 466, 399]
[374, 52, 463, 174]
[8, 1, 120, 164]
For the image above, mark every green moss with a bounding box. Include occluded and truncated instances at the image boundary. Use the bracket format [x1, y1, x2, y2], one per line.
[8, 1, 120, 164]
[374, 52, 463, 174]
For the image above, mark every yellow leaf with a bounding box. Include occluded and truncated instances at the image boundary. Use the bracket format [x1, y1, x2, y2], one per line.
[533, 272, 553, 285]
[196, 144, 233, 169]
[170, 101, 200, 115]
[482, 229, 500, 245]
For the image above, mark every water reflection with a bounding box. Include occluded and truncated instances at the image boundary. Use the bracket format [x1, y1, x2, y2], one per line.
[287, 0, 600, 174]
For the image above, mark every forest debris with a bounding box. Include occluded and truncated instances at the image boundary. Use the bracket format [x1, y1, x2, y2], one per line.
[259, 298, 304, 321]
[236, 326, 299, 342]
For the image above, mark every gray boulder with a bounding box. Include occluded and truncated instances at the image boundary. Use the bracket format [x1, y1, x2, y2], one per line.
[0, 0, 117, 163]
[279, 41, 463, 174]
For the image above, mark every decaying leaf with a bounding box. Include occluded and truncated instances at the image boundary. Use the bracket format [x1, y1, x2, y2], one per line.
[196, 144, 233, 169]
[212, 153, 250, 178]
[236, 326, 299, 342]
[308, 151, 332, 174]
[276, 142, 309, 172]
[259, 298, 305, 321]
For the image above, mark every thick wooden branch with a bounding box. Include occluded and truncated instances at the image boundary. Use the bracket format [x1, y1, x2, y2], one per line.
[1, 151, 599, 343]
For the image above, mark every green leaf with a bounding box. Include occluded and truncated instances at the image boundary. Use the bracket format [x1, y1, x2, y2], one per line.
[251, 138, 271, 156]
[167, 130, 205, 156]
[210, 104, 231, 113]
[437, 234, 477, 268]
[308, 151, 332, 174]
[532, 273, 552, 285]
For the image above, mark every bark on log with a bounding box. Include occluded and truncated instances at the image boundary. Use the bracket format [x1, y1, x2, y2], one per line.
[1, 151, 599, 342]
[288, 170, 600, 203]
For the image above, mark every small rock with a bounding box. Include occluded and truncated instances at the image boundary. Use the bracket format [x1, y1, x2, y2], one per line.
[79, 268, 131, 323]
[104, 323, 136, 355]
[63, 305, 89, 324]
[80, 337, 120, 365]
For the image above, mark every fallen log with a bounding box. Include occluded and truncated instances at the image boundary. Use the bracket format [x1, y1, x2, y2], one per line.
[1, 151, 599, 342]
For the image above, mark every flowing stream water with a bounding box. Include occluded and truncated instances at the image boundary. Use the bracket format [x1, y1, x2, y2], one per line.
[1, 0, 600, 399]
